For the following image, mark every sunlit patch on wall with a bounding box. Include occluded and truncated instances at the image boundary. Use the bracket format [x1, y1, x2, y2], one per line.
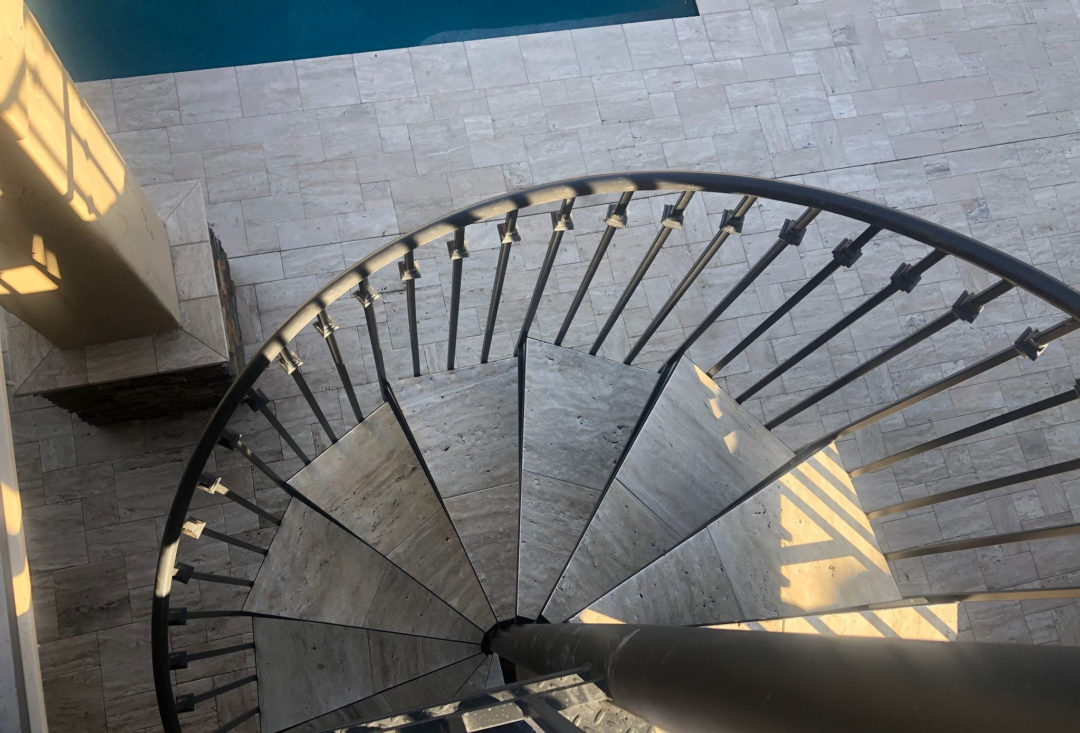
[0, 234, 60, 294]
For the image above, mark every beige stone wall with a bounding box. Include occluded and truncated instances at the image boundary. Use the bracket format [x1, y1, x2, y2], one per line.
[0, 0, 178, 347]
[0, 322, 48, 732]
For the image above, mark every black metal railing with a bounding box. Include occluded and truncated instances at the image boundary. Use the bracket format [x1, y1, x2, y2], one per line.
[153, 172, 1080, 732]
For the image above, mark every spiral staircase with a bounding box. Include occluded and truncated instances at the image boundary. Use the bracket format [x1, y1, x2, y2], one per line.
[152, 173, 1080, 732]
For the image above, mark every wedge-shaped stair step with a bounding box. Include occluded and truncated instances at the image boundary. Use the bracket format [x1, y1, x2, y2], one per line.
[577, 531, 743, 626]
[244, 498, 481, 642]
[254, 617, 476, 731]
[518, 338, 657, 619]
[577, 443, 902, 624]
[288, 404, 494, 629]
[545, 357, 799, 621]
[486, 654, 505, 688]
[706, 602, 962, 642]
[393, 359, 519, 620]
[286, 654, 486, 732]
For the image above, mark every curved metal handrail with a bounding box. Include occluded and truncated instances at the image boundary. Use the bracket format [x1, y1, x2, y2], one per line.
[152, 171, 1080, 732]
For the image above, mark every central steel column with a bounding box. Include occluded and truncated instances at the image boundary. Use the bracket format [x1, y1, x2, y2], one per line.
[487, 623, 1080, 732]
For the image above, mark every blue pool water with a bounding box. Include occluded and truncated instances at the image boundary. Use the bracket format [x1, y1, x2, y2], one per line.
[26, 0, 698, 82]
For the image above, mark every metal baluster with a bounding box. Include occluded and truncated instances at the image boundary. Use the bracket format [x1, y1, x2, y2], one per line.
[482, 211, 520, 363]
[852, 380, 1079, 477]
[886, 523, 1080, 561]
[354, 280, 388, 386]
[315, 311, 364, 424]
[446, 229, 470, 370]
[689, 318, 1080, 545]
[666, 206, 820, 368]
[830, 318, 1077, 439]
[172, 563, 253, 588]
[556, 191, 633, 345]
[181, 519, 269, 556]
[517, 198, 575, 355]
[737, 248, 946, 403]
[399, 253, 422, 376]
[625, 195, 757, 364]
[196, 473, 281, 526]
[217, 429, 296, 495]
[243, 389, 310, 465]
[169, 642, 255, 670]
[709, 224, 879, 376]
[765, 279, 1013, 428]
[175, 674, 258, 713]
[277, 348, 337, 443]
[214, 708, 260, 733]
[591, 190, 695, 355]
[867, 457, 1080, 520]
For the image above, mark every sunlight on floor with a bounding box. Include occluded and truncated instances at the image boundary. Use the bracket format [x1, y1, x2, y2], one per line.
[710, 603, 959, 642]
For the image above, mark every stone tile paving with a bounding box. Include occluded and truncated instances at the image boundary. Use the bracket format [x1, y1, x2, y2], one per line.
[5, 0, 1080, 729]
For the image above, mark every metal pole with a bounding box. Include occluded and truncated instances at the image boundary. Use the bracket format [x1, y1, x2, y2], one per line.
[556, 191, 633, 345]
[590, 190, 695, 355]
[488, 623, 1080, 733]
[399, 253, 422, 377]
[624, 195, 756, 364]
[517, 198, 575, 355]
[482, 211, 519, 363]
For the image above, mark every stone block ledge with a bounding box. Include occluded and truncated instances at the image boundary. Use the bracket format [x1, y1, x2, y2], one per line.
[6, 181, 243, 424]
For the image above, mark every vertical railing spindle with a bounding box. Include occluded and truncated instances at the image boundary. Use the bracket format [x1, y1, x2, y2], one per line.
[399, 253, 422, 377]
[517, 198, 575, 355]
[624, 194, 757, 363]
[481, 211, 520, 363]
[446, 229, 469, 370]
[315, 311, 364, 425]
[737, 247, 946, 403]
[666, 206, 820, 369]
[591, 190, 696, 355]
[278, 348, 338, 444]
[708, 224, 879, 376]
[243, 388, 311, 464]
[556, 191, 633, 345]
[354, 280, 388, 387]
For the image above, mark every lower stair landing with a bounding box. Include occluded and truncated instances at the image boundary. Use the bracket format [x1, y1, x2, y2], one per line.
[253, 617, 477, 731]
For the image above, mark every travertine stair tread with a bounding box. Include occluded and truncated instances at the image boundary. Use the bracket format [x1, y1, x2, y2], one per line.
[253, 616, 476, 731]
[286, 654, 486, 732]
[288, 403, 494, 628]
[392, 358, 519, 620]
[575, 442, 902, 624]
[243, 496, 481, 643]
[518, 338, 657, 619]
[705, 602, 962, 642]
[544, 356, 797, 621]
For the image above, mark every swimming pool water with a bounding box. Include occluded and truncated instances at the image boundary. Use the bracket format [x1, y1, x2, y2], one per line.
[26, 0, 699, 82]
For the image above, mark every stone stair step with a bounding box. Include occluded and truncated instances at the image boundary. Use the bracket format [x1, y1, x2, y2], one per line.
[575, 441, 902, 625]
[392, 359, 519, 620]
[243, 496, 481, 643]
[518, 338, 657, 619]
[287, 403, 494, 629]
[283, 654, 485, 732]
[706, 602, 963, 642]
[253, 616, 475, 731]
[545, 357, 799, 621]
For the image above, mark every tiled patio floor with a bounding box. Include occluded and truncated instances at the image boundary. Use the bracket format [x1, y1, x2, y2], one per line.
[6, 0, 1080, 730]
